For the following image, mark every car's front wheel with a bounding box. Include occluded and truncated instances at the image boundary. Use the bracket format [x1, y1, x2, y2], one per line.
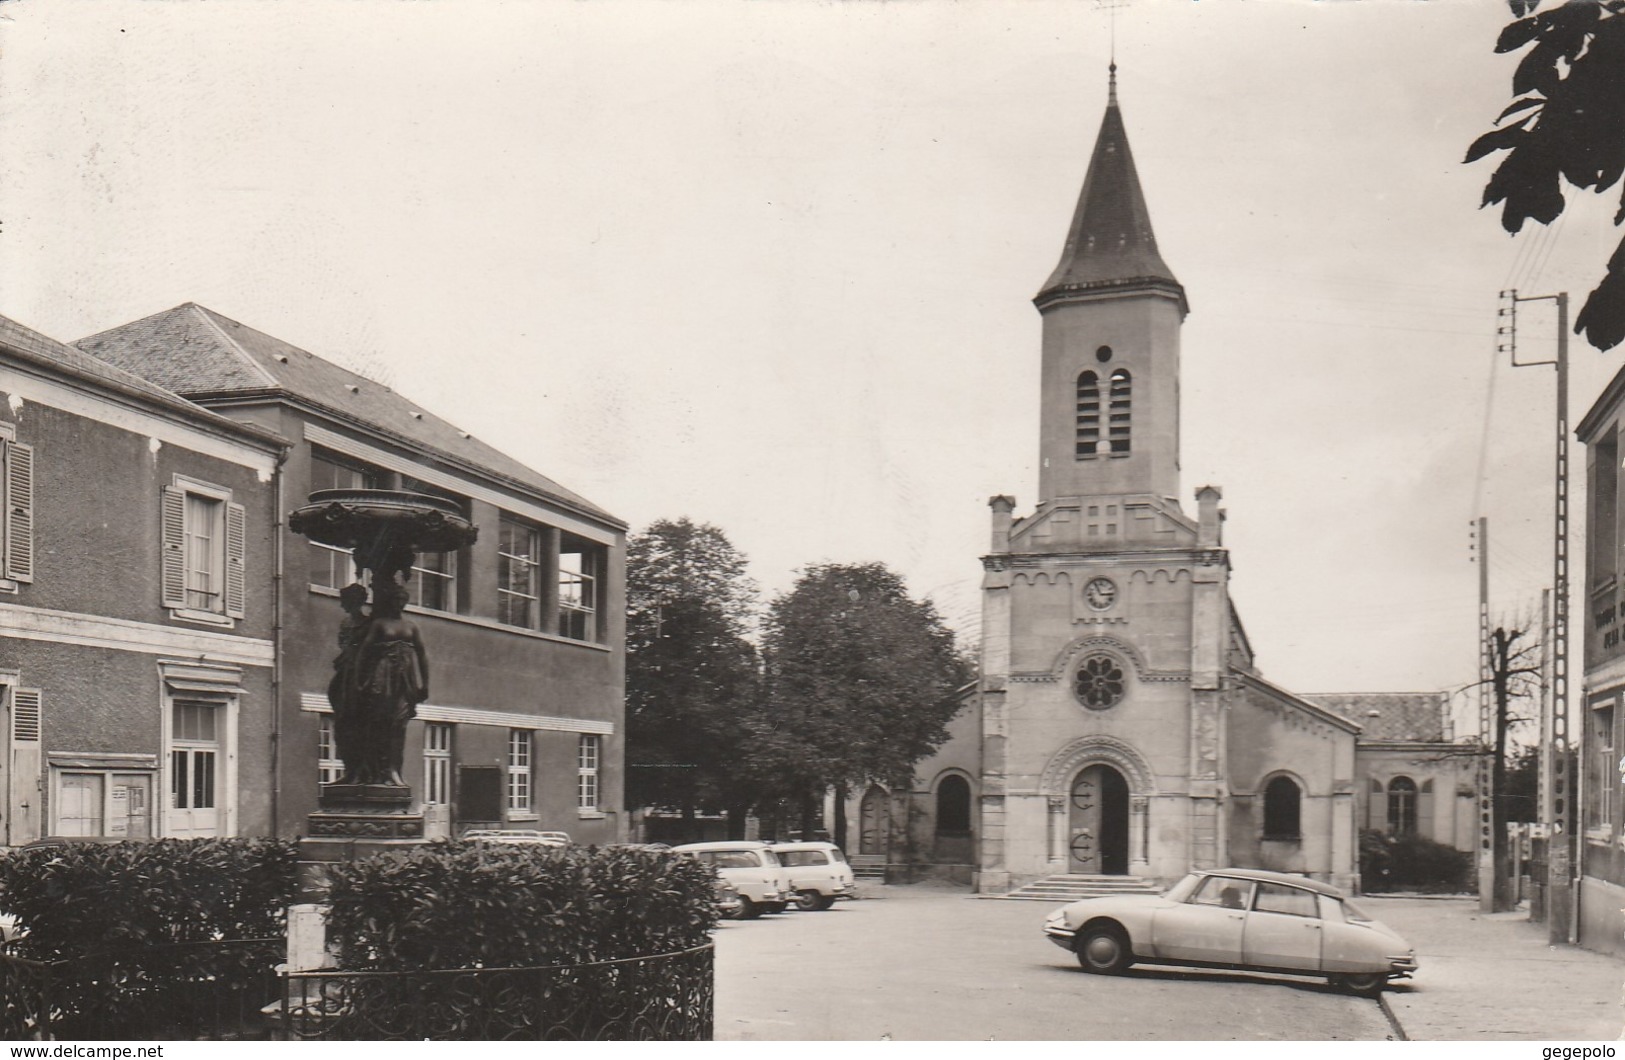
[734, 897, 763, 920]
[1075, 925, 1134, 975]
[1337, 973, 1386, 998]
[795, 890, 836, 912]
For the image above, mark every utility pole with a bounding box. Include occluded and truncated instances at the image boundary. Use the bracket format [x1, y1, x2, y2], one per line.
[1472, 516, 1495, 911]
[1499, 288, 1575, 944]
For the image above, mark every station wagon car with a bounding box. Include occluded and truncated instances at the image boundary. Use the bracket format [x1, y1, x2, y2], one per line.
[1042, 867, 1417, 996]
[770, 841, 857, 911]
[671, 841, 790, 919]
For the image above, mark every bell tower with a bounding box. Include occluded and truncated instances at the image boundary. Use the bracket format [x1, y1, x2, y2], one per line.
[1034, 65, 1187, 513]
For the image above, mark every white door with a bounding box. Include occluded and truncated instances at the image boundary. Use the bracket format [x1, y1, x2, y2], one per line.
[169, 700, 221, 837]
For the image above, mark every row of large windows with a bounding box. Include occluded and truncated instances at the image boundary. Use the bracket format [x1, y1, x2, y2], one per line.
[317, 715, 602, 814]
[311, 449, 604, 643]
[0, 424, 608, 645]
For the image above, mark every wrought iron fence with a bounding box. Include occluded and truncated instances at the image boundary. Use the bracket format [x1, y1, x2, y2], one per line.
[275, 941, 715, 1040]
[0, 937, 283, 1040]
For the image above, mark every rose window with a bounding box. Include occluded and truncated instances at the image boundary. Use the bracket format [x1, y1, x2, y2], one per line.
[1074, 654, 1125, 710]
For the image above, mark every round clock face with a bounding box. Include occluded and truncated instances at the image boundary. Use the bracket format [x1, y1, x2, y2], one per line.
[1084, 577, 1117, 611]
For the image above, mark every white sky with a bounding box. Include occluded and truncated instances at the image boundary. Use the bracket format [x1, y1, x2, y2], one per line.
[2, 0, 1619, 716]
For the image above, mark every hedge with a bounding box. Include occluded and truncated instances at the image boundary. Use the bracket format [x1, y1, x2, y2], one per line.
[1359, 828, 1474, 893]
[0, 838, 299, 1039]
[0, 837, 300, 956]
[323, 841, 720, 970]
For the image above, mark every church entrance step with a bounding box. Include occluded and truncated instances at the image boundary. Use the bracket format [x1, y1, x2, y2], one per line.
[985, 873, 1164, 901]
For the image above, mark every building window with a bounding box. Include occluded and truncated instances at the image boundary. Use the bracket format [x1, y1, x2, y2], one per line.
[0, 421, 34, 587]
[1073, 654, 1126, 710]
[162, 477, 244, 622]
[1108, 369, 1132, 454]
[56, 772, 153, 839]
[1387, 776, 1418, 835]
[424, 723, 452, 806]
[1263, 775, 1302, 840]
[558, 536, 601, 642]
[935, 774, 972, 835]
[317, 715, 343, 787]
[1075, 371, 1101, 458]
[1592, 428, 1619, 592]
[409, 550, 457, 612]
[308, 450, 378, 589]
[1590, 700, 1617, 830]
[169, 700, 221, 836]
[400, 478, 464, 613]
[498, 518, 543, 628]
[577, 735, 600, 810]
[507, 729, 533, 812]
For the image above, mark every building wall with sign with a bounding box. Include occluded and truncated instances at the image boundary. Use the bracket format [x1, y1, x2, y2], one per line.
[0, 314, 284, 845]
[1575, 367, 1625, 957]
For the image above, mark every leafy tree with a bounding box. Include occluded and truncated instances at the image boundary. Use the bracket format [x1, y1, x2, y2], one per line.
[758, 562, 971, 845]
[1468, 0, 1625, 350]
[625, 519, 760, 836]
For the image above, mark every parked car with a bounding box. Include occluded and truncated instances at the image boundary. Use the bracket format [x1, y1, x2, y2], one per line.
[670, 841, 790, 919]
[713, 878, 744, 920]
[770, 841, 857, 911]
[1042, 867, 1417, 996]
[462, 829, 571, 847]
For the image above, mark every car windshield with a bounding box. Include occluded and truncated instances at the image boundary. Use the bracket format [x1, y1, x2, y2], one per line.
[711, 850, 763, 868]
[1341, 898, 1376, 923]
[1162, 873, 1201, 902]
[779, 850, 829, 867]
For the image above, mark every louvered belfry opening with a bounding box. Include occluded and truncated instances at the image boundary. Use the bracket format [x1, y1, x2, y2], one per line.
[1108, 369, 1132, 454]
[1075, 370, 1101, 457]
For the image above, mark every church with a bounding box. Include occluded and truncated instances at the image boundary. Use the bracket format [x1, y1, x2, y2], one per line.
[846, 69, 1477, 895]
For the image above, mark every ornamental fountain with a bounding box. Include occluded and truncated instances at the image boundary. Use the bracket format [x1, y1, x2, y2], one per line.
[289, 488, 478, 854]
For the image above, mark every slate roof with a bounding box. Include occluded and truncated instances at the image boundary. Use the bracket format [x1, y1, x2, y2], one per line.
[76, 304, 620, 526]
[1300, 692, 1451, 743]
[1037, 68, 1183, 305]
[0, 312, 282, 447]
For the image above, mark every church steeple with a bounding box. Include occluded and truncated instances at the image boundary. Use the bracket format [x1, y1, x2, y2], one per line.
[1036, 67, 1184, 313]
[1032, 67, 1187, 511]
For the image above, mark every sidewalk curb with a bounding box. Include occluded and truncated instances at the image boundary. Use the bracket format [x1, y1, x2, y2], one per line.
[1377, 993, 1409, 1041]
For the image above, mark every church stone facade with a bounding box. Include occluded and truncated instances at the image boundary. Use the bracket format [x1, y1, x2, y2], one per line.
[849, 73, 1479, 895]
[972, 71, 1361, 894]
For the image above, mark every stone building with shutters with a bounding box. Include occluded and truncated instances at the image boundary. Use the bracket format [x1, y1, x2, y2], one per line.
[849, 71, 1477, 893]
[75, 304, 628, 844]
[0, 313, 285, 844]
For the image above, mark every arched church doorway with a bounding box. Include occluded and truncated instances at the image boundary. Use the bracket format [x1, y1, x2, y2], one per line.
[1068, 763, 1129, 874]
[858, 785, 889, 856]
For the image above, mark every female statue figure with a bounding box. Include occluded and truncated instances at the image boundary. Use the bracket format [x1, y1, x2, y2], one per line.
[326, 582, 371, 784]
[353, 578, 430, 786]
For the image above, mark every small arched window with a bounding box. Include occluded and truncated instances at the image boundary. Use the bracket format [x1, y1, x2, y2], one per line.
[1387, 776, 1417, 835]
[1263, 775, 1301, 841]
[936, 774, 972, 836]
[1108, 369, 1132, 454]
[1075, 371, 1101, 458]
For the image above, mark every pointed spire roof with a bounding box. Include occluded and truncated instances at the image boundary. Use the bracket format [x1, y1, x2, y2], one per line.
[1036, 65, 1185, 311]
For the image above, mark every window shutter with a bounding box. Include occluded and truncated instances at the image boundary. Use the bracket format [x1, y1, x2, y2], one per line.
[4, 441, 34, 583]
[161, 486, 187, 609]
[224, 501, 246, 618]
[11, 688, 41, 744]
[1368, 778, 1386, 833]
[1418, 779, 1435, 841]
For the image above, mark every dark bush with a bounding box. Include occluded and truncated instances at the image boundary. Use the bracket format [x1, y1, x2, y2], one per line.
[323, 842, 719, 970]
[0, 837, 299, 956]
[0, 838, 298, 1039]
[1359, 829, 1474, 893]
